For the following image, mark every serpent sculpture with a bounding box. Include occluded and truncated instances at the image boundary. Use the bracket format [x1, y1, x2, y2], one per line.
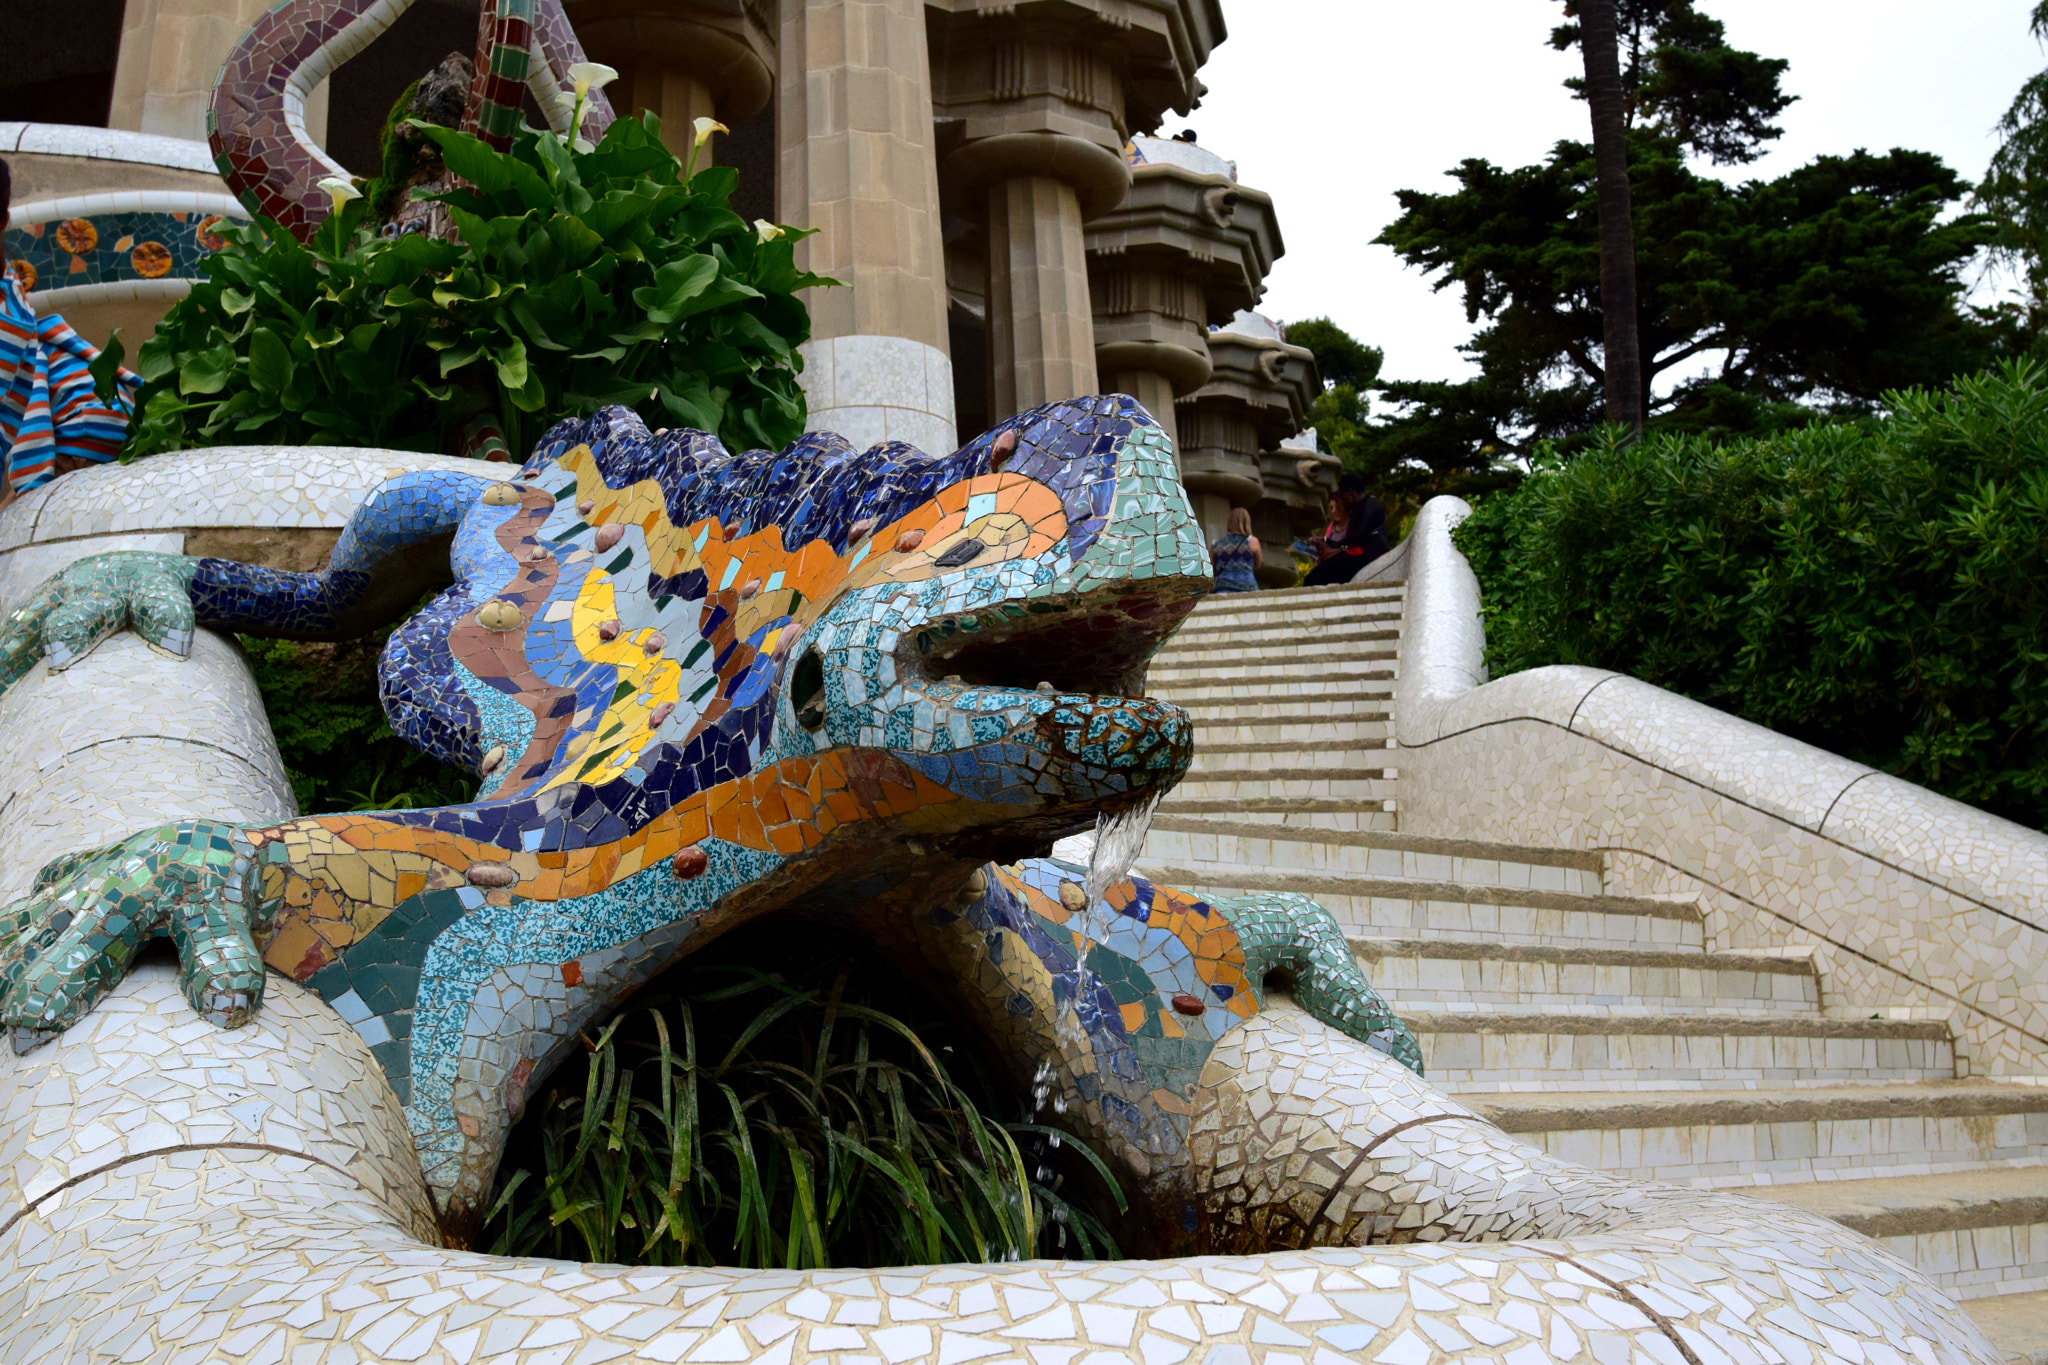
[207, 0, 617, 240]
[0, 400, 2006, 1363]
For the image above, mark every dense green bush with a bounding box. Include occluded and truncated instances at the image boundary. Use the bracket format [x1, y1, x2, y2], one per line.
[1454, 362, 2048, 829]
[242, 633, 471, 814]
[485, 926, 1124, 1268]
[125, 112, 825, 460]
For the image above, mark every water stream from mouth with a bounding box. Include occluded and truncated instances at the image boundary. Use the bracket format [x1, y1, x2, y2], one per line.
[1081, 792, 1163, 944]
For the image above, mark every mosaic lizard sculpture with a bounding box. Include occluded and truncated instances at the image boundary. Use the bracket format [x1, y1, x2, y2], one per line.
[0, 396, 1416, 1246]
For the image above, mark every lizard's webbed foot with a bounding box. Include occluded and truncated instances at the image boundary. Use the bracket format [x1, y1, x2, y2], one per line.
[1219, 889, 1423, 1074]
[0, 551, 199, 691]
[0, 821, 274, 1048]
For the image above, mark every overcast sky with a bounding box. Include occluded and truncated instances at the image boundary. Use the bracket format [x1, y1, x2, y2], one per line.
[1187, 1, 2044, 384]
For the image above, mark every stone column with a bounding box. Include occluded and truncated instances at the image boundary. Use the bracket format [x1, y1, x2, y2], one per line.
[566, 1, 775, 158]
[1084, 135, 1282, 453]
[110, 0, 328, 146]
[776, 0, 956, 455]
[986, 174, 1098, 417]
[927, 4, 1218, 425]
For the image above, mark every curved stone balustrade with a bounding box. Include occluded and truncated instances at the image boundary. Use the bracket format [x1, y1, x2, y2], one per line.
[0, 963, 2000, 1363]
[1394, 496, 2048, 1080]
[0, 457, 2009, 1362]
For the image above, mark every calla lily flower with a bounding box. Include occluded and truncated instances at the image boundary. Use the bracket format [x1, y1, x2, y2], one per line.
[693, 116, 729, 149]
[754, 219, 785, 243]
[568, 62, 618, 101]
[317, 176, 362, 210]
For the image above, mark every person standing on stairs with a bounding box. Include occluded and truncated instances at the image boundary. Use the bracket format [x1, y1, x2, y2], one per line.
[1304, 474, 1389, 587]
[1209, 506, 1263, 593]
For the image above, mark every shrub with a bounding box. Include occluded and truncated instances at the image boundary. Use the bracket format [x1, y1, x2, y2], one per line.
[124, 112, 825, 461]
[484, 926, 1125, 1268]
[1454, 361, 2048, 829]
[241, 633, 471, 814]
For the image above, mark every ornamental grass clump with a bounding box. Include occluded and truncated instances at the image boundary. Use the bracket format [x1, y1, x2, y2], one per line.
[121, 111, 824, 461]
[1455, 360, 2048, 829]
[484, 936, 1125, 1269]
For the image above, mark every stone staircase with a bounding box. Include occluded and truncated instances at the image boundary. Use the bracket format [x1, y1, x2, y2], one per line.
[1143, 578, 2048, 1359]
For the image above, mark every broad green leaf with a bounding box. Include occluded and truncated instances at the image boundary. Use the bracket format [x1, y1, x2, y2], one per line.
[248, 327, 292, 398]
[179, 343, 237, 396]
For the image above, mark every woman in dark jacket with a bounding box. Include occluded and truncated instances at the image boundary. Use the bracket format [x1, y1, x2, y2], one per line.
[1303, 475, 1388, 587]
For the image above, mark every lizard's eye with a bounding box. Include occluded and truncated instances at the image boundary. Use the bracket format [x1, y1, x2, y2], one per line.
[792, 648, 826, 731]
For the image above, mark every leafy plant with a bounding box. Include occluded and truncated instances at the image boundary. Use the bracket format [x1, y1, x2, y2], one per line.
[241, 633, 471, 814]
[1455, 361, 2048, 829]
[485, 930, 1126, 1268]
[127, 111, 827, 461]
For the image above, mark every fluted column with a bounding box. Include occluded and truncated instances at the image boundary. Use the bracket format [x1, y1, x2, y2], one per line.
[777, 0, 956, 455]
[567, 1, 775, 160]
[986, 175, 1098, 417]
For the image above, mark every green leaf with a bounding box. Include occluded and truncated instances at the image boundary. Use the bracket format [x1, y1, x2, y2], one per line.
[248, 328, 293, 398]
[178, 343, 237, 396]
[631, 255, 720, 325]
[492, 337, 532, 394]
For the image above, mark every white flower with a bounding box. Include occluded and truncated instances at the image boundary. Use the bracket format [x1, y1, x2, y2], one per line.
[317, 176, 361, 208]
[568, 62, 618, 101]
[754, 219, 785, 243]
[693, 116, 729, 149]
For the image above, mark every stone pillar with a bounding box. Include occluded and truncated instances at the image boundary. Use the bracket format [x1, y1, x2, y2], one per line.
[566, 1, 775, 158]
[111, 0, 328, 146]
[777, 0, 956, 455]
[928, 2, 1218, 425]
[986, 175, 1098, 418]
[1085, 135, 1282, 454]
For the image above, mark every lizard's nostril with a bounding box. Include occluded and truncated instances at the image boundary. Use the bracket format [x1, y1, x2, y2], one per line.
[792, 648, 826, 730]
[934, 538, 984, 568]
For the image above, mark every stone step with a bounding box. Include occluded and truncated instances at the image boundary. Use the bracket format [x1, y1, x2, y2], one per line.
[1144, 820, 1605, 896]
[1162, 673, 1396, 703]
[1744, 1167, 2048, 1302]
[1187, 745, 1394, 774]
[1180, 700, 1392, 726]
[1152, 648, 1400, 680]
[1409, 1010, 1956, 1092]
[1357, 938, 1820, 1014]
[1187, 718, 1391, 747]
[1166, 619, 1402, 649]
[1169, 773, 1398, 802]
[1184, 582, 1402, 619]
[1158, 798, 1397, 832]
[1138, 863, 1702, 950]
[1966, 1288, 2048, 1362]
[1474, 1081, 2048, 1187]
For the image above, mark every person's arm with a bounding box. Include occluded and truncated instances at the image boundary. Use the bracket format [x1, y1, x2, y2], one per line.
[1248, 535, 1262, 560]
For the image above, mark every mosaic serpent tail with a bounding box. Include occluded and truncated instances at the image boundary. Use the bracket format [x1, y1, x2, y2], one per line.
[0, 396, 1415, 1247]
[207, 0, 616, 240]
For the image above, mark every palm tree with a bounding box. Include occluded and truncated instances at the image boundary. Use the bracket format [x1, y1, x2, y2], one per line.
[1576, 0, 1644, 435]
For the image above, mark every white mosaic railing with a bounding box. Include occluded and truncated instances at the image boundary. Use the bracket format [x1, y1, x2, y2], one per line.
[0, 456, 2008, 1363]
[1394, 496, 2048, 1080]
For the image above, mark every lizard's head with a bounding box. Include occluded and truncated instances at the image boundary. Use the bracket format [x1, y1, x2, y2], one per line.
[482, 395, 1210, 863]
[779, 397, 1210, 852]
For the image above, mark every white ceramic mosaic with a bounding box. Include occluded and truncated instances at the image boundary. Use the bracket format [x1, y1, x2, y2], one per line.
[1394, 498, 2048, 1082]
[0, 964, 2003, 1365]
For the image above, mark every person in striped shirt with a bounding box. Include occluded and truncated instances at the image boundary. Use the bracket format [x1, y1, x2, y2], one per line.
[0, 157, 141, 510]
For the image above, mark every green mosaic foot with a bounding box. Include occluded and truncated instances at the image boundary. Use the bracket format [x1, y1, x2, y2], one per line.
[1219, 890, 1425, 1075]
[0, 551, 200, 692]
[0, 821, 274, 1048]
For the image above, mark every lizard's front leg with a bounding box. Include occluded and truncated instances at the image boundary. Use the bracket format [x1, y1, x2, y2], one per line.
[0, 820, 287, 1046]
